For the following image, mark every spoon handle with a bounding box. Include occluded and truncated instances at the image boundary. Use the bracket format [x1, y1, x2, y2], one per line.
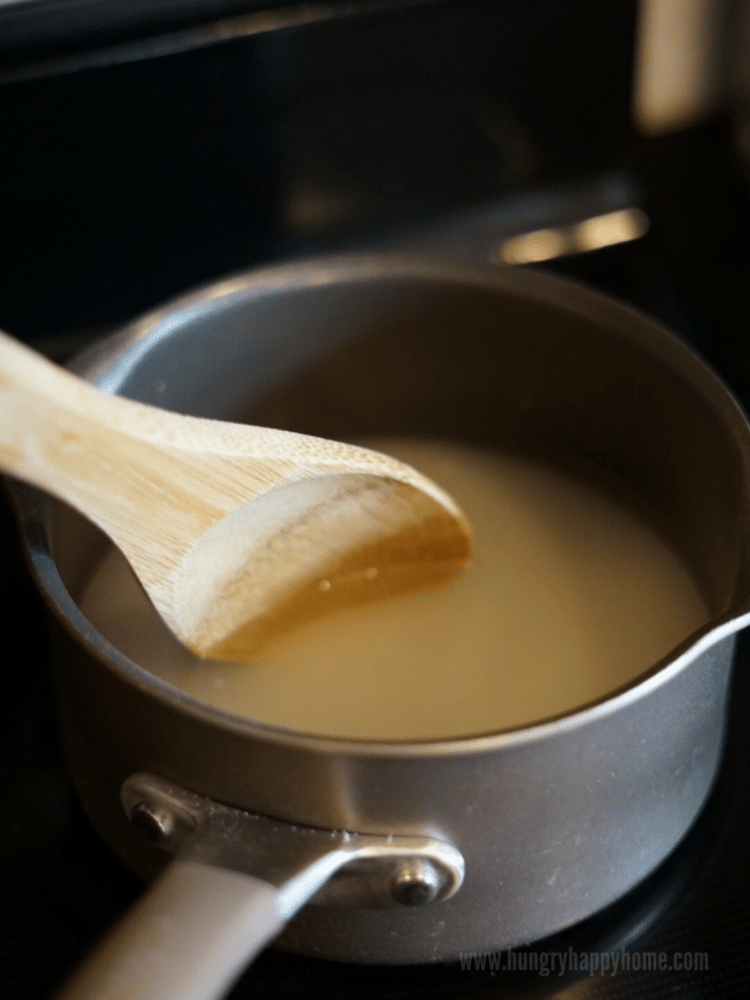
[0, 329, 131, 503]
[0, 330, 219, 566]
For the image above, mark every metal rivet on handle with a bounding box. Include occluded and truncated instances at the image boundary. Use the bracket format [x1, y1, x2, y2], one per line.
[390, 858, 442, 906]
[130, 801, 174, 844]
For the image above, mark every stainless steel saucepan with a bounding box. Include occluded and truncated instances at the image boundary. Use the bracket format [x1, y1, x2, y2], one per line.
[9, 255, 750, 999]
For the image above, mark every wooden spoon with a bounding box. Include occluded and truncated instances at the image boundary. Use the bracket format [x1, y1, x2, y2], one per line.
[0, 330, 472, 660]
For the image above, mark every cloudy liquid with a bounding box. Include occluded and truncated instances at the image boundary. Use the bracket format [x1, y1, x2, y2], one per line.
[79, 439, 709, 740]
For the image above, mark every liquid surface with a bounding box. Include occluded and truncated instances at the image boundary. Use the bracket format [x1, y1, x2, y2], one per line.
[79, 440, 709, 740]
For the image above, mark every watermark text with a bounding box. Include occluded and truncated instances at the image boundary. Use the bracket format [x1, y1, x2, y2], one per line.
[458, 947, 709, 977]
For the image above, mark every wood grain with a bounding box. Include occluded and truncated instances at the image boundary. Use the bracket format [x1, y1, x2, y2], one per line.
[0, 330, 473, 659]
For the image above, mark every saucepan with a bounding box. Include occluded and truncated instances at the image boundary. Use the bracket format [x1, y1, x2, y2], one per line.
[8, 255, 750, 999]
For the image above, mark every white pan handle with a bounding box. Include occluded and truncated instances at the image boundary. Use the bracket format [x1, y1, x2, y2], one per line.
[57, 861, 288, 1000]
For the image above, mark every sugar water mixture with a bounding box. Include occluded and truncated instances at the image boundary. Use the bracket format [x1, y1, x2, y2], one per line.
[79, 439, 709, 740]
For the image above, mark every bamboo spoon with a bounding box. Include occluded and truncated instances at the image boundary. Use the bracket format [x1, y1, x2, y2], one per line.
[0, 330, 472, 660]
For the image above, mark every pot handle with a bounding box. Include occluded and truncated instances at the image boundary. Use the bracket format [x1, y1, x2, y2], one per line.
[56, 860, 289, 1000]
[56, 773, 465, 1000]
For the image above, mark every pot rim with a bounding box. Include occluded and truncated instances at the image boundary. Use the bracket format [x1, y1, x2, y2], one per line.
[14, 251, 750, 759]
